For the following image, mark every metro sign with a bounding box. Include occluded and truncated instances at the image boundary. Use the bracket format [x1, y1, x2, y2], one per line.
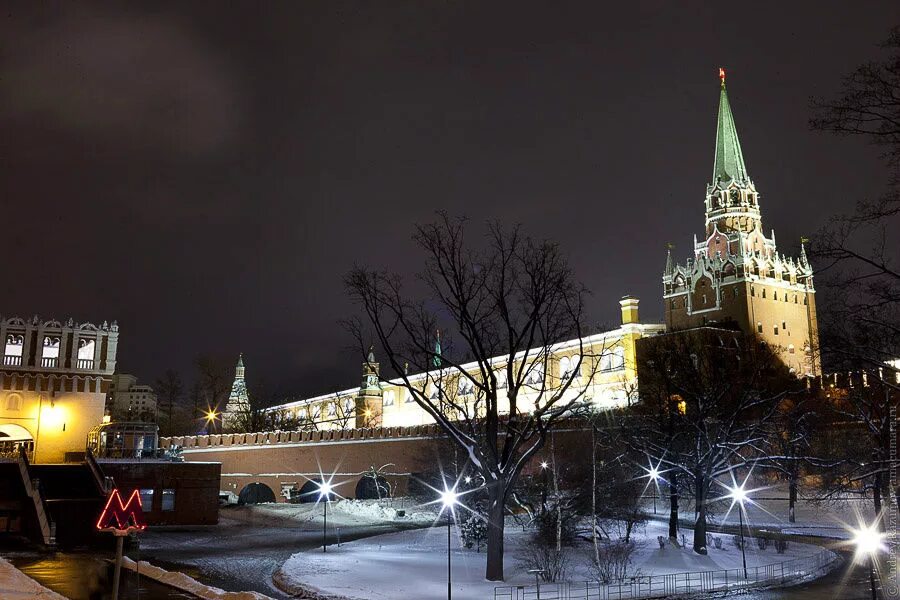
[96, 488, 147, 534]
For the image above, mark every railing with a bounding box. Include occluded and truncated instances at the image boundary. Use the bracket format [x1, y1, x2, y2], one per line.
[494, 549, 838, 600]
[3, 354, 22, 366]
[40, 357, 58, 368]
[76, 358, 95, 369]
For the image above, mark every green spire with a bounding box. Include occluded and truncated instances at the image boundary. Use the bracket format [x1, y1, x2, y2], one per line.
[432, 330, 442, 368]
[712, 69, 749, 185]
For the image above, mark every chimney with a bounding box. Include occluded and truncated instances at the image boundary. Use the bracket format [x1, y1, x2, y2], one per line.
[619, 296, 639, 325]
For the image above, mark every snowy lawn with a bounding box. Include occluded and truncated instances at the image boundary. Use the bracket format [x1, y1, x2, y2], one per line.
[0, 556, 66, 600]
[641, 484, 879, 540]
[277, 518, 827, 600]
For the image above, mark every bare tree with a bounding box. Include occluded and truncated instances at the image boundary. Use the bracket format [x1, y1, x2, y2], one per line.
[193, 355, 233, 432]
[155, 369, 184, 436]
[345, 214, 604, 581]
[633, 329, 792, 554]
[810, 25, 900, 374]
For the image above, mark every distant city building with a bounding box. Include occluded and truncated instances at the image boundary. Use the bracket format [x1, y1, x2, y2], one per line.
[0, 316, 119, 463]
[222, 353, 250, 430]
[107, 373, 158, 421]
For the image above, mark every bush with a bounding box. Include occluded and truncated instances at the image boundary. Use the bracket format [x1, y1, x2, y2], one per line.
[775, 539, 788, 554]
[713, 536, 722, 550]
[657, 535, 667, 549]
[532, 506, 577, 547]
[733, 535, 743, 549]
[589, 541, 640, 584]
[757, 536, 769, 551]
[460, 515, 487, 552]
[517, 539, 570, 582]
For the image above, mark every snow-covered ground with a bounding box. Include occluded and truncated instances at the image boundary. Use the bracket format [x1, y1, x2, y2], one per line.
[641, 484, 879, 540]
[0, 557, 66, 600]
[277, 518, 828, 600]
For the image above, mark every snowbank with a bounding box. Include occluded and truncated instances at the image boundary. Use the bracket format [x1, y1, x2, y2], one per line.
[0, 557, 67, 600]
[333, 499, 436, 522]
[121, 556, 274, 600]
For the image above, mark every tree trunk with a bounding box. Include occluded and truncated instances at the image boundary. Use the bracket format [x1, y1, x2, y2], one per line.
[788, 476, 797, 524]
[873, 471, 884, 531]
[693, 472, 708, 555]
[591, 426, 600, 565]
[485, 487, 506, 581]
[668, 471, 679, 539]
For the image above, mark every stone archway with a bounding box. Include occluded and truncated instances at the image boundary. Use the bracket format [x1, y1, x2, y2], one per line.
[297, 479, 324, 503]
[238, 482, 276, 505]
[355, 474, 391, 500]
[0, 423, 34, 459]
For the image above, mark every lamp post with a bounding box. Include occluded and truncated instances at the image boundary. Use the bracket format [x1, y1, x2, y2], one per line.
[728, 485, 748, 580]
[440, 488, 459, 600]
[852, 524, 882, 600]
[319, 481, 333, 552]
[539, 461, 549, 515]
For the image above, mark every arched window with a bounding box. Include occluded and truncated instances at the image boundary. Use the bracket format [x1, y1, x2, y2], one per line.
[383, 390, 395, 406]
[559, 356, 571, 379]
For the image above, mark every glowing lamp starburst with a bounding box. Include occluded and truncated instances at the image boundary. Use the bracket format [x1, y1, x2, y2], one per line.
[852, 524, 883, 556]
[440, 488, 459, 510]
[728, 484, 748, 504]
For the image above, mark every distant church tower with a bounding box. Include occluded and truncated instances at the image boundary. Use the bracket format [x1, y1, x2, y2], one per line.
[662, 69, 820, 376]
[355, 347, 383, 428]
[223, 353, 251, 430]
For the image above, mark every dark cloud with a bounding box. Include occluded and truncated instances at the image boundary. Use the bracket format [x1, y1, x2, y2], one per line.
[1, 7, 241, 158]
[1, 2, 898, 396]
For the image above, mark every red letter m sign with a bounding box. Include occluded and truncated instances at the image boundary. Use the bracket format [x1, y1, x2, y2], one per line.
[96, 489, 147, 533]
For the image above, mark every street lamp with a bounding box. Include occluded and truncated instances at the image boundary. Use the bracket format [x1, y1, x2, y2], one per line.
[648, 467, 660, 515]
[728, 484, 749, 579]
[440, 487, 460, 600]
[319, 481, 333, 552]
[852, 523, 883, 600]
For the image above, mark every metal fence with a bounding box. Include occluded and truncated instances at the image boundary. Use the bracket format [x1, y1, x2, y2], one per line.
[494, 548, 837, 600]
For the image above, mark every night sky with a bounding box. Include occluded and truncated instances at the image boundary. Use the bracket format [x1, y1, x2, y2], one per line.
[3, 2, 898, 396]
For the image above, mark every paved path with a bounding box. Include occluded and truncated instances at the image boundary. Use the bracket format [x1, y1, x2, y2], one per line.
[138, 507, 425, 599]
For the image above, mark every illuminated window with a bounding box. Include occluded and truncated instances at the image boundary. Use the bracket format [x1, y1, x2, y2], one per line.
[383, 390, 395, 406]
[161, 489, 175, 512]
[526, 362, 544, 384]
[42, 336, 60, 367]
[4, 335, 23, 366]
[559, 356, 571, 379]
[788, 344, 795, 354]
[327, 403, 336, 417]
[343, 398, 354, 414]
[404, 390, 414, 403]
[77, 339, 95, 360]
[457, 378, 474, 396]
[311, 405, 321, 419]
[139, 489, 154, 511]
